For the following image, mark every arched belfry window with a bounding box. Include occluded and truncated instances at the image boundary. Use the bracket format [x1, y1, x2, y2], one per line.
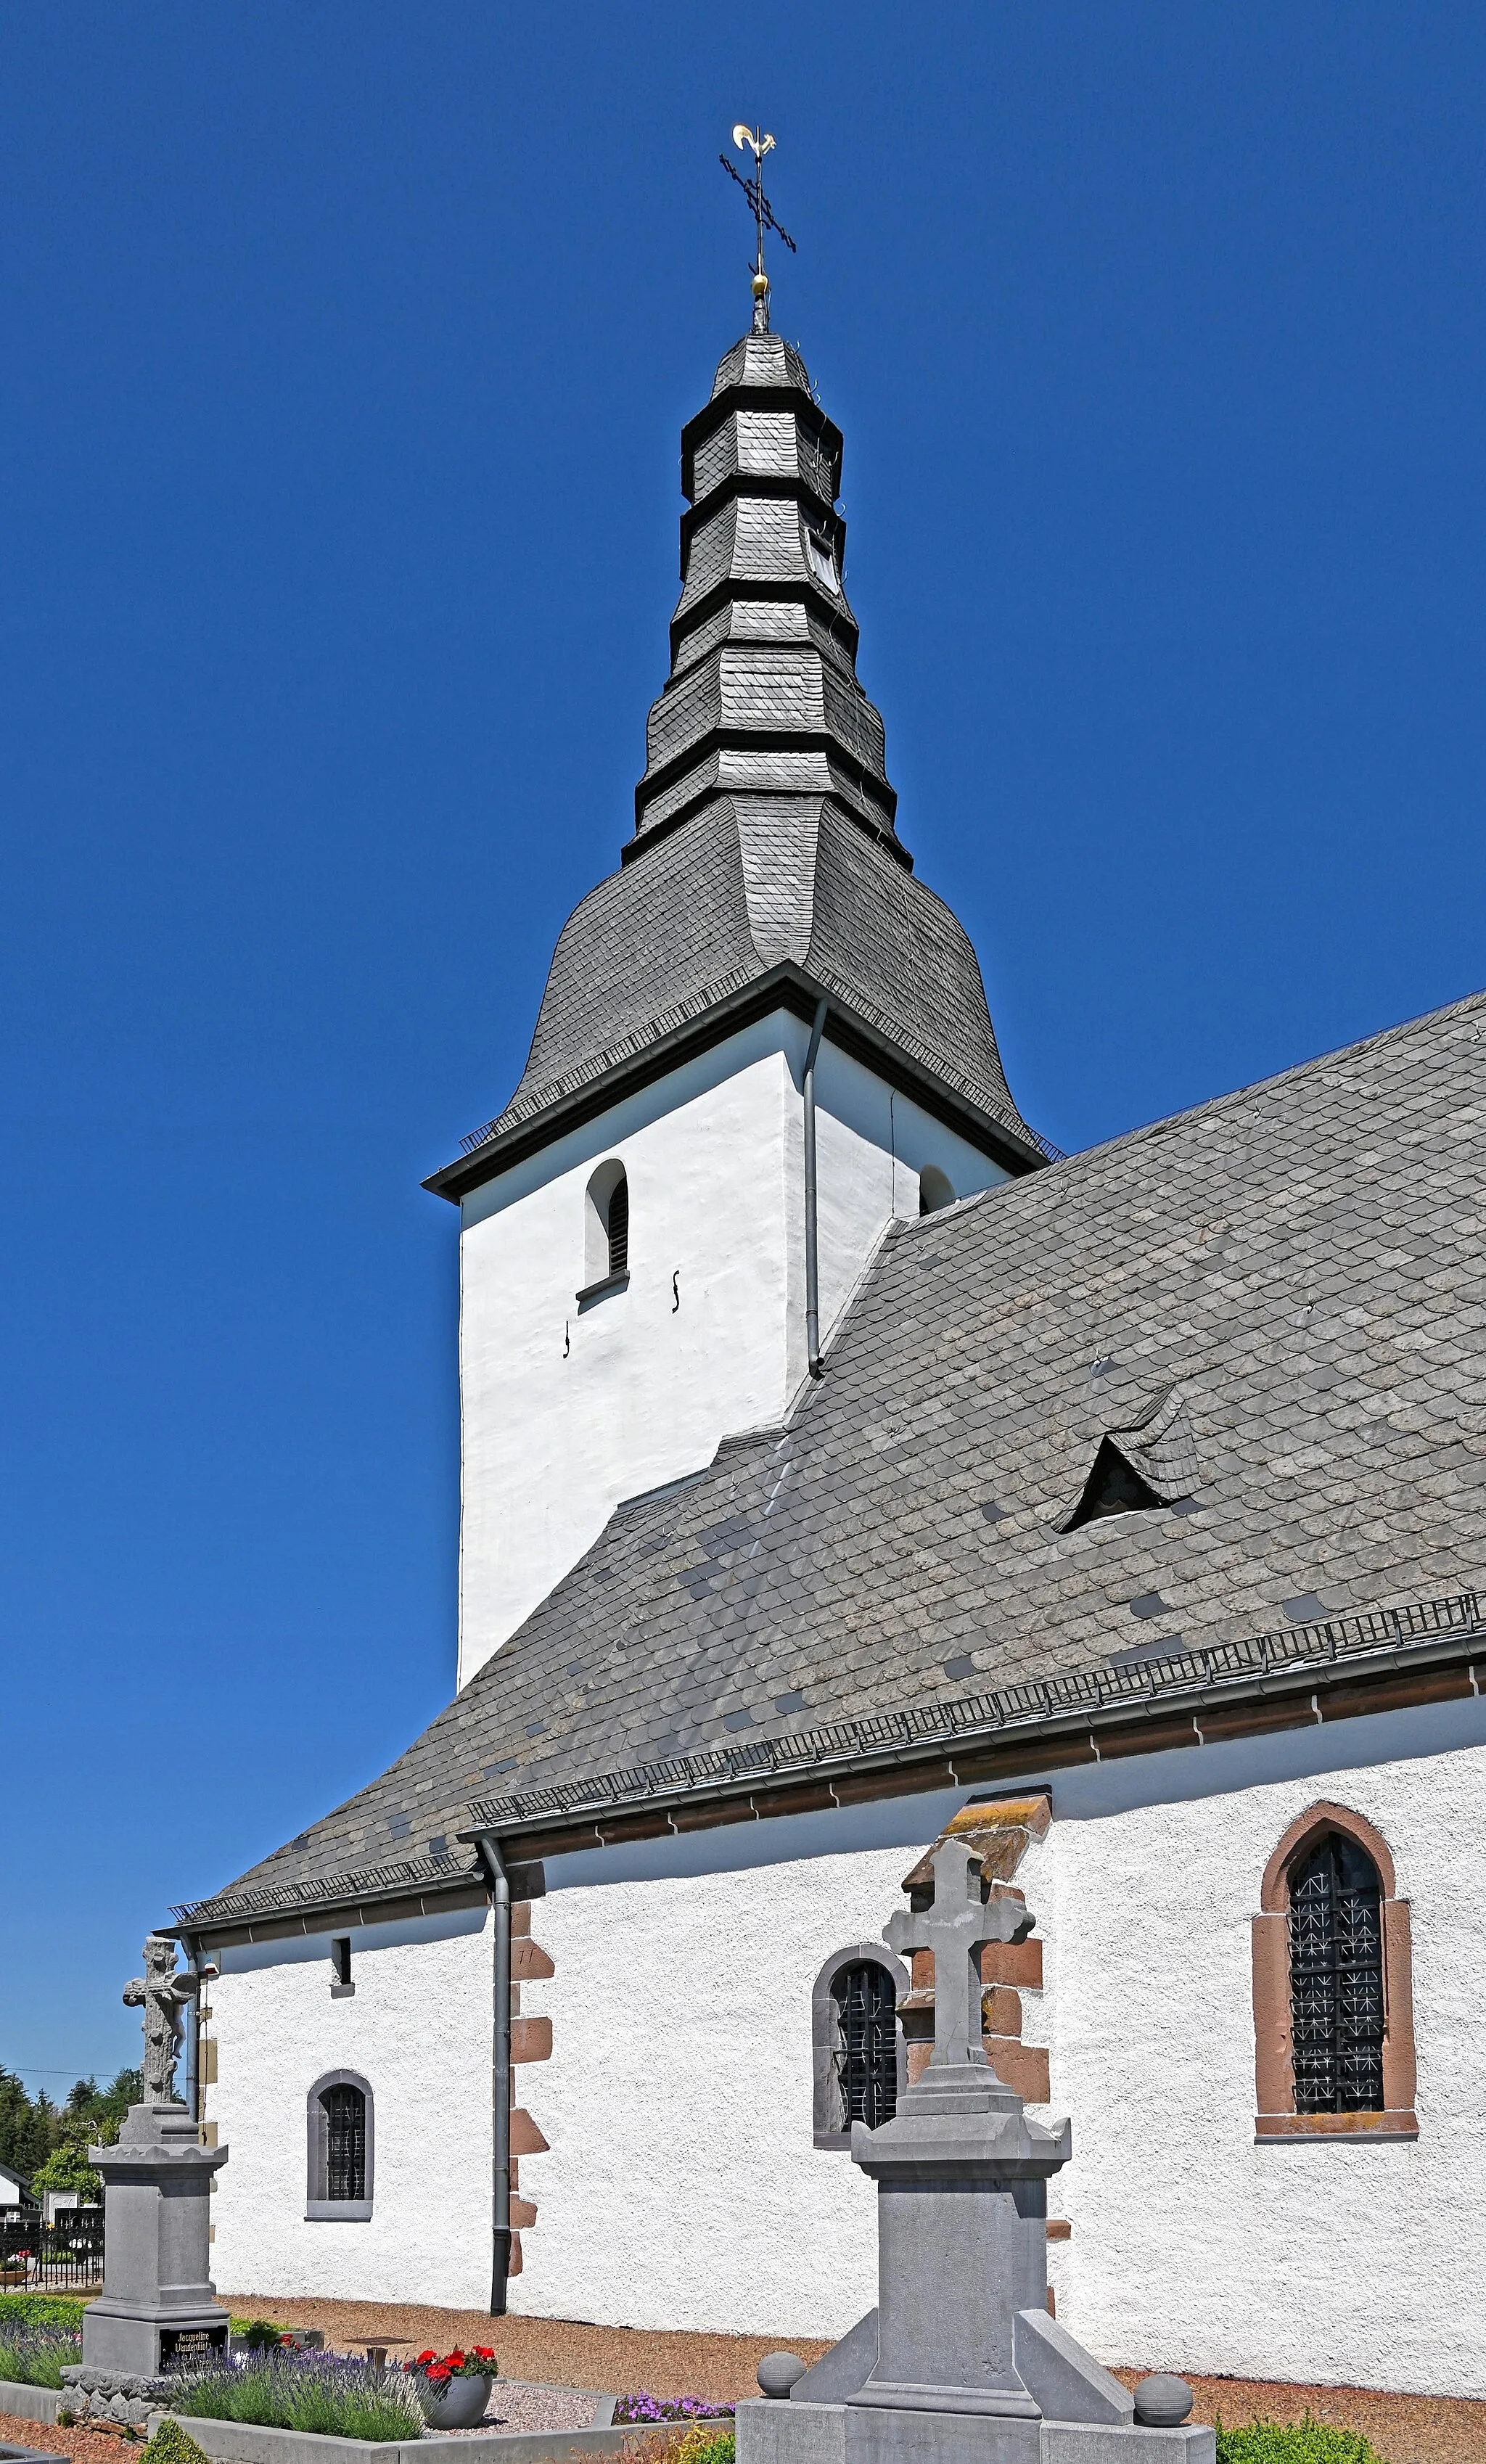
[919, 1167, 955, 1217]
[306, 2069, 374, 2219]
[582, 1160, 630, 1299]
[1252, 1801, 1418, 2142]
[811, 1943, 908, 2148]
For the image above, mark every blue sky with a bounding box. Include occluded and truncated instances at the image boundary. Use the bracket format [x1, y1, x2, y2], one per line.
[5, 2, 1485, 2089]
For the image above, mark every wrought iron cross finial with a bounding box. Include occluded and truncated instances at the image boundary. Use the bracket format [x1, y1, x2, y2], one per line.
[721, 124, 797, 333]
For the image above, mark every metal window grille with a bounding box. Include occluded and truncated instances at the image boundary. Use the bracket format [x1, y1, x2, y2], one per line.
[832, 1960, 898, 2131]
[607, 1175, 629, 1278]
[1289, 1834, 1385, 2113]
[323, 2084, 366, 2201]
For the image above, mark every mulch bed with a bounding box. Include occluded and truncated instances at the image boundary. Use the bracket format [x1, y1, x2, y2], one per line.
[0, 2413, 144, 2464]
[223, 2299, 1486, 2461]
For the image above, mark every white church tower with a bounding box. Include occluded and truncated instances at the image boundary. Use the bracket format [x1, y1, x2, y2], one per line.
[424, 310, 1048, 1685]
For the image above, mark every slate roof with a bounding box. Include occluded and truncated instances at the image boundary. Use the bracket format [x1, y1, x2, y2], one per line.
[444, 794, 1042, 1169]
[427, 323, 1054, 1194]
[185, 986, 1486, 1922]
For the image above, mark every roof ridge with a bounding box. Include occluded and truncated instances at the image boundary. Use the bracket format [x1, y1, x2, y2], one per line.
[1023, 982, 1486, 1186]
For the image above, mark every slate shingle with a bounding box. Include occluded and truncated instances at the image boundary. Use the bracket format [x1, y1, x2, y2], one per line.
[189, 987, 1486, 1918]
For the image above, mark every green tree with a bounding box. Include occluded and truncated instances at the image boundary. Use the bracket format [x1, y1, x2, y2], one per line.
[30, 2140, 102, 2201]
[0, 2070, 52, 2184]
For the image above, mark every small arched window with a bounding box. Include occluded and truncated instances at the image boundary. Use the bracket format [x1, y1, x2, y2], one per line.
[306, 2069, 374, 2219]
[1252, 1800, 1418, 2141]
[834, 1961, 898, 2130]
[919, 1166, 955, 1217]
[811, 1942, 907, 2148]
[583, 1160, 630, 1296]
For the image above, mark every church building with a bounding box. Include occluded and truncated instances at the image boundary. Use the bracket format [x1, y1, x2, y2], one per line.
[170, 273, 1486, 2405]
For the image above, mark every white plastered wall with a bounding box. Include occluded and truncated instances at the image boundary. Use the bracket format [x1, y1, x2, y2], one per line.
[203, 1905, 493, 2309]
[456, 1014, 1003, 1685]
[197, 1707, 1486, 2393]
[509, 1702, 1486, 2393]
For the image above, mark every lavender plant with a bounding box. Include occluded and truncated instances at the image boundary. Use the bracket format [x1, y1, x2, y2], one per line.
[168, 2350, 425, 2443]
[0, 2321, 82, 2388]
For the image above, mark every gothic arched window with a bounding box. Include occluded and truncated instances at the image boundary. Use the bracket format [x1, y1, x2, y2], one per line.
[1289, 1832, 1384, 2113]
[811, 1943, 907, 2148]
[1251, 1800, 1419, 2142]
[306, 2068, 374, 2219]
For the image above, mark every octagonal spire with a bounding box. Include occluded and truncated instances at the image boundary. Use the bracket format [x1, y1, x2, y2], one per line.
[630, 330, 904, 866]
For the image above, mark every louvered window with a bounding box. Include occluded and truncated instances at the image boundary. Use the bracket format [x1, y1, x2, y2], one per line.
[832, 1961, 898, 2131]
[323, 2084, 366, 2201]
[607, 1173, 629, 1278]
[1289, 1833, 1385, 2112]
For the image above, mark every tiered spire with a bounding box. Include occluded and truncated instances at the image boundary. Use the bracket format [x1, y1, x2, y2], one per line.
[629, 327, 904, 864]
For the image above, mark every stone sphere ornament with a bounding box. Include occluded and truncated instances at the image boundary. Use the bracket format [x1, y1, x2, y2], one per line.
[757, 2352, 807, 2399]
[1133, 2375, 1195, 2427]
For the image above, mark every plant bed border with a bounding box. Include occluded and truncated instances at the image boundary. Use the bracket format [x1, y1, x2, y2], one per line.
[0, 2382, 627, 2464]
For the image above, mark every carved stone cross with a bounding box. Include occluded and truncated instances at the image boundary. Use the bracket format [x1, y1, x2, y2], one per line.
[122, 1934, 197, 2108]
[884, 1838, 1033, 2069]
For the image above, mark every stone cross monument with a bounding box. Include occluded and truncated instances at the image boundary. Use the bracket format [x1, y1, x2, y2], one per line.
[738, 1840, 1212, 2464]
[79, 1934, 230, 2382]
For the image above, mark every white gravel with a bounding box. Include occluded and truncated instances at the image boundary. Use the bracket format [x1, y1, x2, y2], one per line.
[422, 2381, 604, 2438]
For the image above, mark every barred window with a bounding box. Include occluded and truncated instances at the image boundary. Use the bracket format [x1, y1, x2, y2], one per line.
[832, 1960, 898, 2131]
[306, 2067, 374, 2218]
[324, 2084, 366, 2201]
[1289, 1832, 1384, 2113]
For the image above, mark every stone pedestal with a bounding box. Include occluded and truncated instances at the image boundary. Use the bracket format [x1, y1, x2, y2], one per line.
[844, 2059, 1071, 2464]
[81, 2100, 230, 2378]
[736, 1838, 1214, 2464]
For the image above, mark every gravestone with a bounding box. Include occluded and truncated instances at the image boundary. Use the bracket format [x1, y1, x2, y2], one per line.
[739, 1841, 1213, 2464]
[73, 1936, 229, 2404]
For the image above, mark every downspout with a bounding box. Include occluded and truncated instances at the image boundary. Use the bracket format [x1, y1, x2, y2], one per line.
[480, 1838, 512, 2315]
[803, 996, 829, 1378]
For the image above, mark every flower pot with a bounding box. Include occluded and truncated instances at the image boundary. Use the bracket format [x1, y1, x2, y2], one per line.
[421, 2374, 493, 2429]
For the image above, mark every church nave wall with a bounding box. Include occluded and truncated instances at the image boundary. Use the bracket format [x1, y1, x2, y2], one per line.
[203, 1902, 495, 2308]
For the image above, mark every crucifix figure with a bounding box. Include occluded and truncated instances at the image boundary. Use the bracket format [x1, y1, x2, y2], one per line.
[720, 124, 797, 334]
[884, 1839, 1034, 2071]
[123, 1934, 197, 2107]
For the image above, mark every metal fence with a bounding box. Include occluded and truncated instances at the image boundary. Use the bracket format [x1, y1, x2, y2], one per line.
[0, 2205, 104, 2288]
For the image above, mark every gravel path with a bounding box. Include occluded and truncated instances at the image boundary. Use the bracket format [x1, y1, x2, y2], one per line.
[223, 2298, 831, 2405]
[224, 2299, 1486, 2461]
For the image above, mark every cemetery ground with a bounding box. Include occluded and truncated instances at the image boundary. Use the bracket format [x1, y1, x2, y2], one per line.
[213, 2300, 1485, 2464]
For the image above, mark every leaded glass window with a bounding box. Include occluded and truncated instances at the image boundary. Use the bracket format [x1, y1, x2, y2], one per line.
[323, 2082, 366, 2201]
[832, 1960, 898, 2131]
[1289, 1833, 1384, 2113]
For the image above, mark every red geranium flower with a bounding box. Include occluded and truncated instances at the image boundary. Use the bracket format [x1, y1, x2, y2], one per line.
[415, 2352, 437, 2365]
[427, 2365, 451, 2382]
[474, 2348, 494, 2360]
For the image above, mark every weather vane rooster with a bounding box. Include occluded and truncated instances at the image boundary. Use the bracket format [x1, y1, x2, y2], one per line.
[721, 124, 797, 332]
